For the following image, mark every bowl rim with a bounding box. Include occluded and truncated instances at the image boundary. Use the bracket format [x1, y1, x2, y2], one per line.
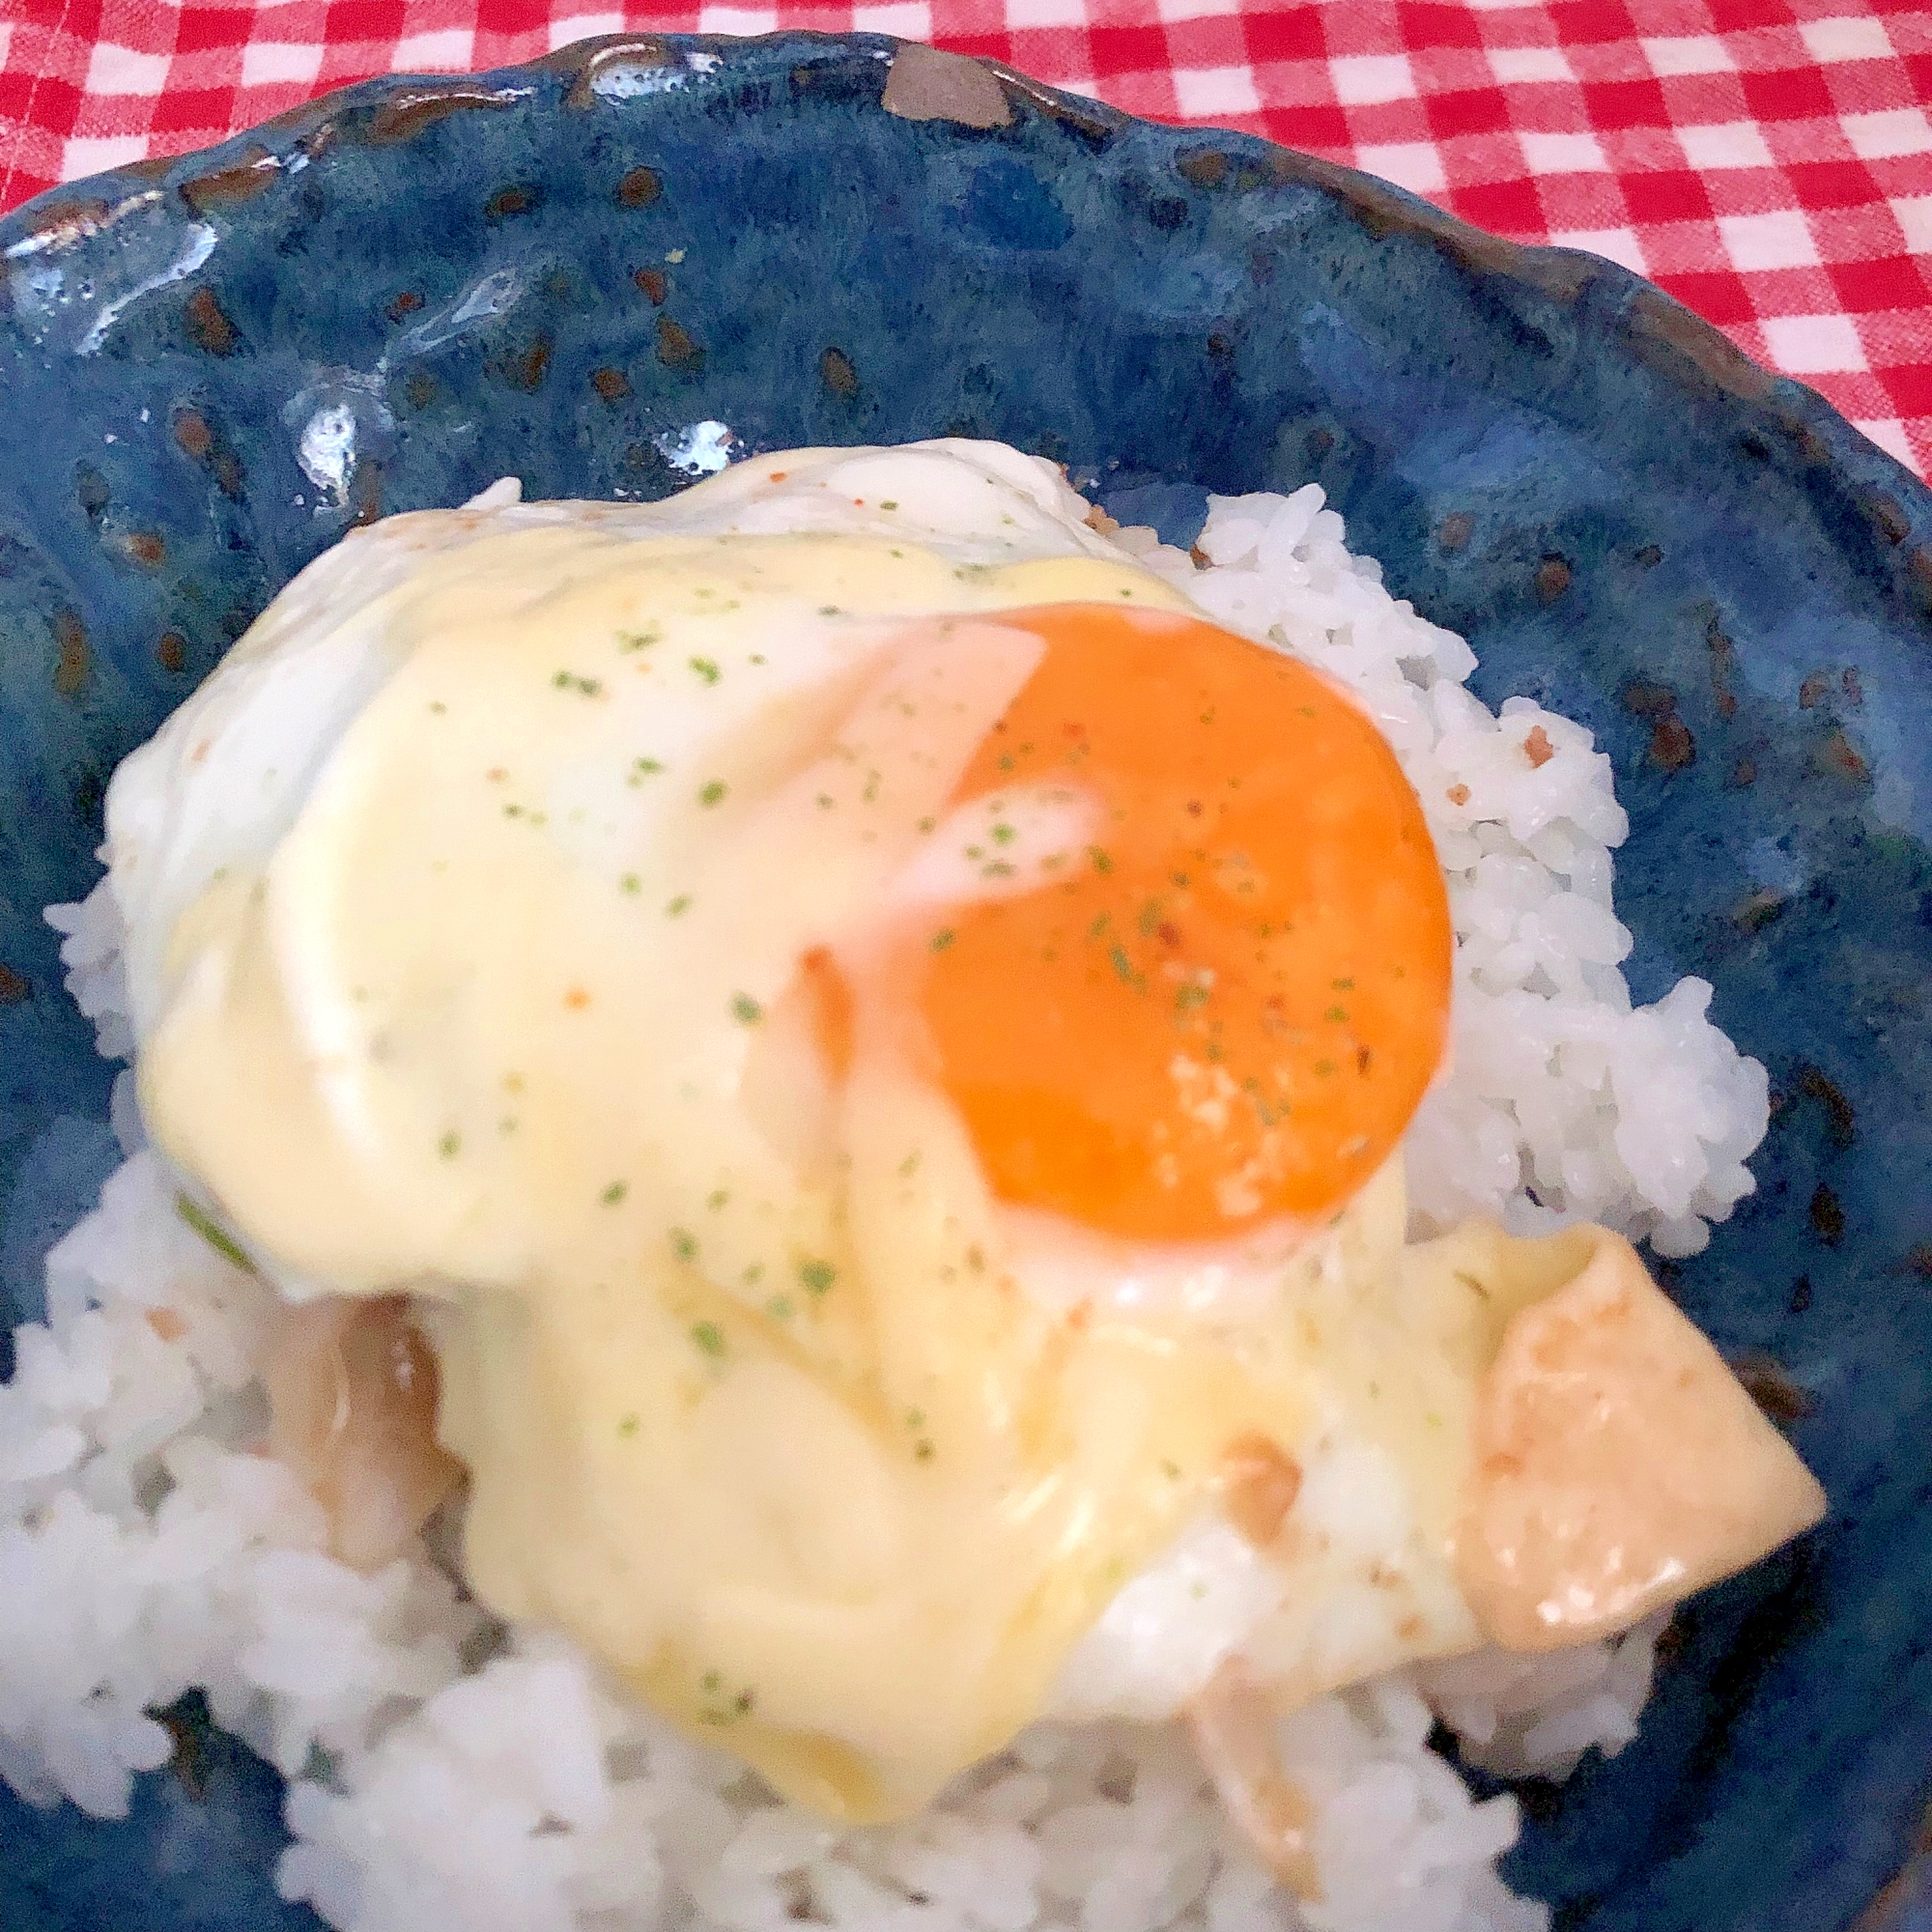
[2, 28, 1929, 1930]
[5, 23, 1930, 581]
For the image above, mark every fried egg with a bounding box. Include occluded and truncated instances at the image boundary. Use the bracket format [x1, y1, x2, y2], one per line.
[104, 440, 1822, 1836]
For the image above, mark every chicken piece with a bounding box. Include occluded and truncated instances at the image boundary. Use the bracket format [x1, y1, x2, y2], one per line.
[1458, 1222, 1827, 1650]
[265, 1294, 465, 1573]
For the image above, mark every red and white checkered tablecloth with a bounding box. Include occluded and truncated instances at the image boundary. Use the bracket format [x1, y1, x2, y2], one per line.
[2, 0, 1929, 478]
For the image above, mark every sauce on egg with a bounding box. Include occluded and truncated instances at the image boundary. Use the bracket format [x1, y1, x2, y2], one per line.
[113, 442, 1823, 1832]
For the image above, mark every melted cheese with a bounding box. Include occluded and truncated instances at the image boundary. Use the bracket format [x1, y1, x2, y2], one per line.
[110, 442, 1826, 1826]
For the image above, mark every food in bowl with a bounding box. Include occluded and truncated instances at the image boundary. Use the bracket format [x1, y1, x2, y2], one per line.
[2, 440, 1822, 1932]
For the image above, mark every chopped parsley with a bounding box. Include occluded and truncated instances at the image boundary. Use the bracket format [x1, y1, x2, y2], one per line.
[798, 1258, 837, 1296]
[691, 1321, 726, 1359]
[552, 670, 602, 696]
[175, 1194, 256, 1275]
[670, 1228, 698, 1262]
[729, 993, 763, 1025]
[689, 657, 721, 685]
[601, 1180, 629, 1207]
[439, 1130, 462, 1159]
[697, 781, 727, 808]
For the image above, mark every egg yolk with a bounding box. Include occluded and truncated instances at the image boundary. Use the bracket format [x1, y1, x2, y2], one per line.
[901, 603, 1452, 1241]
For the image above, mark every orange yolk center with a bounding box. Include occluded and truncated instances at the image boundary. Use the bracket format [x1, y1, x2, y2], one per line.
[895, 602, 1451, 1242]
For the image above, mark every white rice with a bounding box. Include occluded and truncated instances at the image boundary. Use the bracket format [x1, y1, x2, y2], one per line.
[0, 480, 1763, 1932]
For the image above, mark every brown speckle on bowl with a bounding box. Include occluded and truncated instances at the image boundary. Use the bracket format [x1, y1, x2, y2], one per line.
[634, 267, 668, 305]
[501, 335, 553, 391]
[1728, 754, 1757, 788]
[185, 287, 238, 356]
[656, 316, 703, 371]
[120, 531, 166, 569]
[821, 347, 859, 400]
[171, 408, 213, 460]
[1796, 1065, 1858, 1149]
[1437, 511, 1472, 554]
[1732, 887, 1785, 933]
[1707, 617, 1738, 718]
[179, 147, 280, 215]
[1810, 1182, 1846, 1245]
[385, 290, 424, 323]
[1534, 554, 1571, 604]
[404, 371, 438, 410]
[52, 609, 90, 697]
[1175, 150, 1228, 189]
[590, 366, 632, 403]
[366, 82, 525, 145]
[157, 631, 187, 673]
[486, 184, 540, 221]
[1814, 728, 1870, 783]
[615, 166, 663, 209]
[881, 43, 1012, 129]
[1649, 714, 1696, 771]
[0, 964, 29, 1005]
[1731, 1351, 1813, 1426]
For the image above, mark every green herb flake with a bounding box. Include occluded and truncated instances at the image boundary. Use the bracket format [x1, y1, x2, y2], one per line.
[1324, 1005, 1349, 1023]
[906, 1407, 926, 1429]
[618, 1412, 640, 1437]
[730, 992, 763, 1025]
[798, 1258, 838, 1296]
[706, 1188, 729, 1211]
[913, 1439, 935, 1463]
[1332, 977, 1354, 991]
[1175, 982, 1210, 1012]
[666, 894, 692, 917]
[879, 499, 898, 510]
[1109, 944, 1136, 984]
[930, 927, 956, 952]
[697, 781, 727, 808]
[620, 873, 641, 895]
[1088, 845, 1114, 875]
[766, 1294, 795, 1321]
[689, 657, 721, 685]
[670, 1228, 698, 1262]
[691, 1321, 726, 1359]
[439, 1130, 462, 1159]
[1315, 1057, 1337, 1077]
[174, 1194, 256, 1275]
[617, 625, 661, 652]
[601, 1180, 629, 1207]
[552, 670, 602, 696]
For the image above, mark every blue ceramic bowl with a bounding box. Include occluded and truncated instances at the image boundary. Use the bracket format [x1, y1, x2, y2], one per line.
[1, 32, 1928, 1932]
